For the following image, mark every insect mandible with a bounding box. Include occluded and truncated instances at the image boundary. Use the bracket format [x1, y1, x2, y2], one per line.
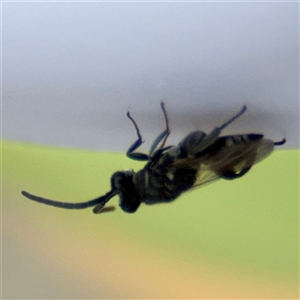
[22, 103, 286, 214]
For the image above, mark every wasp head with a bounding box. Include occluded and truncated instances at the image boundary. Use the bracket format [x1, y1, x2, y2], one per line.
[110, 170, 141, 213]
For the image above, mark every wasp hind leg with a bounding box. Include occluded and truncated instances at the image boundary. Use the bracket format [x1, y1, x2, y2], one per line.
[218, 148, 254, 180]
[199, 105, 247, 152]
[219, 166, 251, 180]
[180, 106, 247, 157]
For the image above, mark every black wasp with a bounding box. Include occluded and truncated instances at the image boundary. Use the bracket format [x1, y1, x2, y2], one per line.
[22, 103, 286, 214]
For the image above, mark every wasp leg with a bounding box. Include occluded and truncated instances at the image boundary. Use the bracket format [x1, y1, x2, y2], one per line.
[219, 166, 251, 180]
[149, 102, 170, 155]
[218, 148, 255, 180]
[126, 111, 149, 161]
[199, 105, 247, 152]
[180, 106, 247, 156]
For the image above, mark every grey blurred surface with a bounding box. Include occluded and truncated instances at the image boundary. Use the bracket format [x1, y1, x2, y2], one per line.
[3, 2, 299, 151]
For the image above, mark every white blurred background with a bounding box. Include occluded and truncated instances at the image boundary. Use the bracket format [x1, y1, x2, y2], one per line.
[3, 2, 299, 151]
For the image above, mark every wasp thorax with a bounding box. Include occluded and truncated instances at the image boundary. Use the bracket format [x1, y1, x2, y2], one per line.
[111, 170, 135, 191]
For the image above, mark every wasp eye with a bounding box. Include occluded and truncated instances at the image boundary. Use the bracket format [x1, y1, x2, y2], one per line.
[111, 171, 134, 191]
[114, 175, 123, 189]
[111, 173, 123, 189]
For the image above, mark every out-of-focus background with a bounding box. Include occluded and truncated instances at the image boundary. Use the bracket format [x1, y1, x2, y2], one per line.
[2, 2, 299, 299]
[3, 2, 299, 150]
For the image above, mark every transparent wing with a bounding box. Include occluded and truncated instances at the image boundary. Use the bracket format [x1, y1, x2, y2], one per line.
[170, 138, 274, 189]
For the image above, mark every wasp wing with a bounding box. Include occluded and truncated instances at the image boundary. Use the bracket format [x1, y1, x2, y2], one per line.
[170, 138, 274, 189]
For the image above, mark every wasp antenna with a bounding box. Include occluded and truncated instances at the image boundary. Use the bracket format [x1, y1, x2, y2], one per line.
[100, 206, 116, 213]
[93, 203, 116, 214]
[274, 138, 286, 146]
[21, 190, 116, 210]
